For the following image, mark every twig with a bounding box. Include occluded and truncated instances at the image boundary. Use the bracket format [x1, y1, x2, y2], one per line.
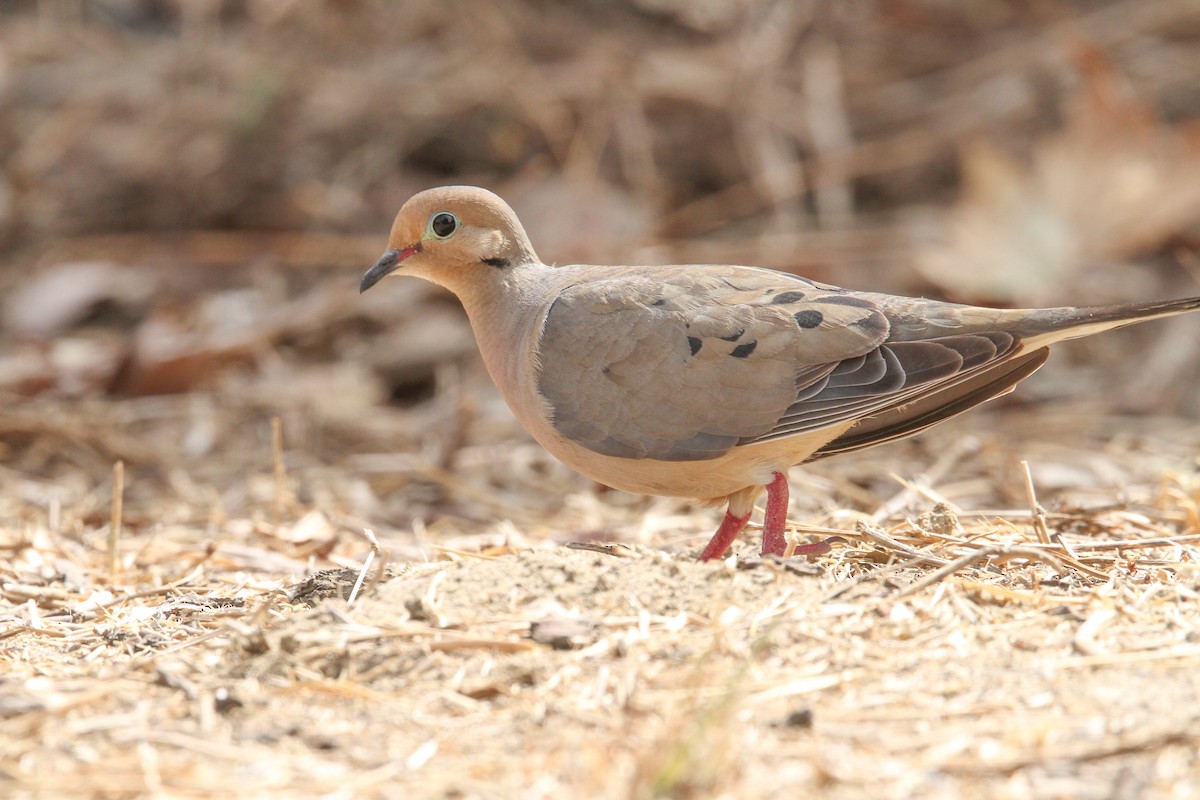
[348, 529, 385, 606]
[854, 521, 953, 567]
[1070, 533, 1200, 552]
[1021, 460, 1053, 545]
[271, 416, 285, 523]
[565, 542, 638, 558]
[1044, 550, 1112, 581]
[109, 460, 124, 580]
[896, 545, 1068, 598]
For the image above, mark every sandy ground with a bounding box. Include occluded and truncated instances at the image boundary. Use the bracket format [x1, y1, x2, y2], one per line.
[4, 385, 1200, 798]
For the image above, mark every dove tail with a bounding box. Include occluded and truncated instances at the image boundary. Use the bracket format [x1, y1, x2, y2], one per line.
[1021, 295, 1200, 348]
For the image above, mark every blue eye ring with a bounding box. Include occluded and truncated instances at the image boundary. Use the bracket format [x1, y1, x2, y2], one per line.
[428, 211, 459, 239]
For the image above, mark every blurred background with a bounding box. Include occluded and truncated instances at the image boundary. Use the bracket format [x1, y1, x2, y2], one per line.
[2, 0, 1199, 545]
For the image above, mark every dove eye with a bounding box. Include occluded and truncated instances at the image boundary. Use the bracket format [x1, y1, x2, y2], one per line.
[428, 212, 459, 239]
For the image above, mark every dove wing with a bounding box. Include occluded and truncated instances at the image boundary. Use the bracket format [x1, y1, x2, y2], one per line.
[535, 268, 887, 460]
[536, 267, 1045, 462]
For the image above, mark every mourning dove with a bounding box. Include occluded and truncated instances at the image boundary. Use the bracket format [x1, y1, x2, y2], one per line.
[360, 186, 1200, 560]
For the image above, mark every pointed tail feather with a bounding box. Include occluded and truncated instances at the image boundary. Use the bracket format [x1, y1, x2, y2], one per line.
[1020, 296, 1200, 348]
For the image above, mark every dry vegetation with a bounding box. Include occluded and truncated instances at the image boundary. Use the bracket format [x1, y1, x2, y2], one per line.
[3, 1, 1200, 797]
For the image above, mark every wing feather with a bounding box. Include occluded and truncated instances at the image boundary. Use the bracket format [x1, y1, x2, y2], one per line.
[536, 266, 1037, 462]
[536, 268, 888, 460]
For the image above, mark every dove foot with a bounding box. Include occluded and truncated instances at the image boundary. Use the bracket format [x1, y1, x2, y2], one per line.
[760, 472, 791, 556]
[760, 473, 837, 557]
[698, 508, 751, 561]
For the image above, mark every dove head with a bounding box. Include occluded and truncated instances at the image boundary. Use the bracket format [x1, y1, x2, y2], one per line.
[360, 186, 539, 295]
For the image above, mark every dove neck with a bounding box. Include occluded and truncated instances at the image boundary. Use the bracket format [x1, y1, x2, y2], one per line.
[455, 260, 554, 393]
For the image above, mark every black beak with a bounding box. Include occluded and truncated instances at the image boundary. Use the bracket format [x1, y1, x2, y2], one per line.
[359, 243, 421, 293]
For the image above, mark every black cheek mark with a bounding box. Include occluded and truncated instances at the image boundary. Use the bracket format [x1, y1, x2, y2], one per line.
[771, 291, 806, 304]
[719, 329, 744, 342]
[730, 341, 757, 358]
[794, 309, 824, 329]
[482, 257, 510, 269]
[687, 336, 702, 356]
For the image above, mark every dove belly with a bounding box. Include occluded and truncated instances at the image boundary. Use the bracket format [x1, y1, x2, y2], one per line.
[520, 402, 852, 501]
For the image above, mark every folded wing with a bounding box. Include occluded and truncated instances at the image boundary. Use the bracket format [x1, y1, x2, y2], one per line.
[536, 267, 1043, 462]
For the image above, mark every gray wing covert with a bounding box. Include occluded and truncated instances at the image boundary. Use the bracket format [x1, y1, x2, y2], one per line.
[534, 270, 890, 461]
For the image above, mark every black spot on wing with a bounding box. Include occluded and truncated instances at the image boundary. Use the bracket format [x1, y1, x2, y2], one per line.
[687, 336, 702, 356]
[719, 329, 744, 342]
[821, 295, 874, 308]
[794, 309, 824, 329]
[650, 298, 667, 307]
[771, 291, 806, 304]
[730, 341, 757, 358]
[817, 294, 889, 331]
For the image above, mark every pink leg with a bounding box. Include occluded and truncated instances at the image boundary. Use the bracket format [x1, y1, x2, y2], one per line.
[761, 472, 834, 558]
[698, 509, 751, 561]
[761, 472, 790, 556]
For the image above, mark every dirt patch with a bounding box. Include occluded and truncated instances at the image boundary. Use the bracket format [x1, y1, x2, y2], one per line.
[5, 410, 1200, 797]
